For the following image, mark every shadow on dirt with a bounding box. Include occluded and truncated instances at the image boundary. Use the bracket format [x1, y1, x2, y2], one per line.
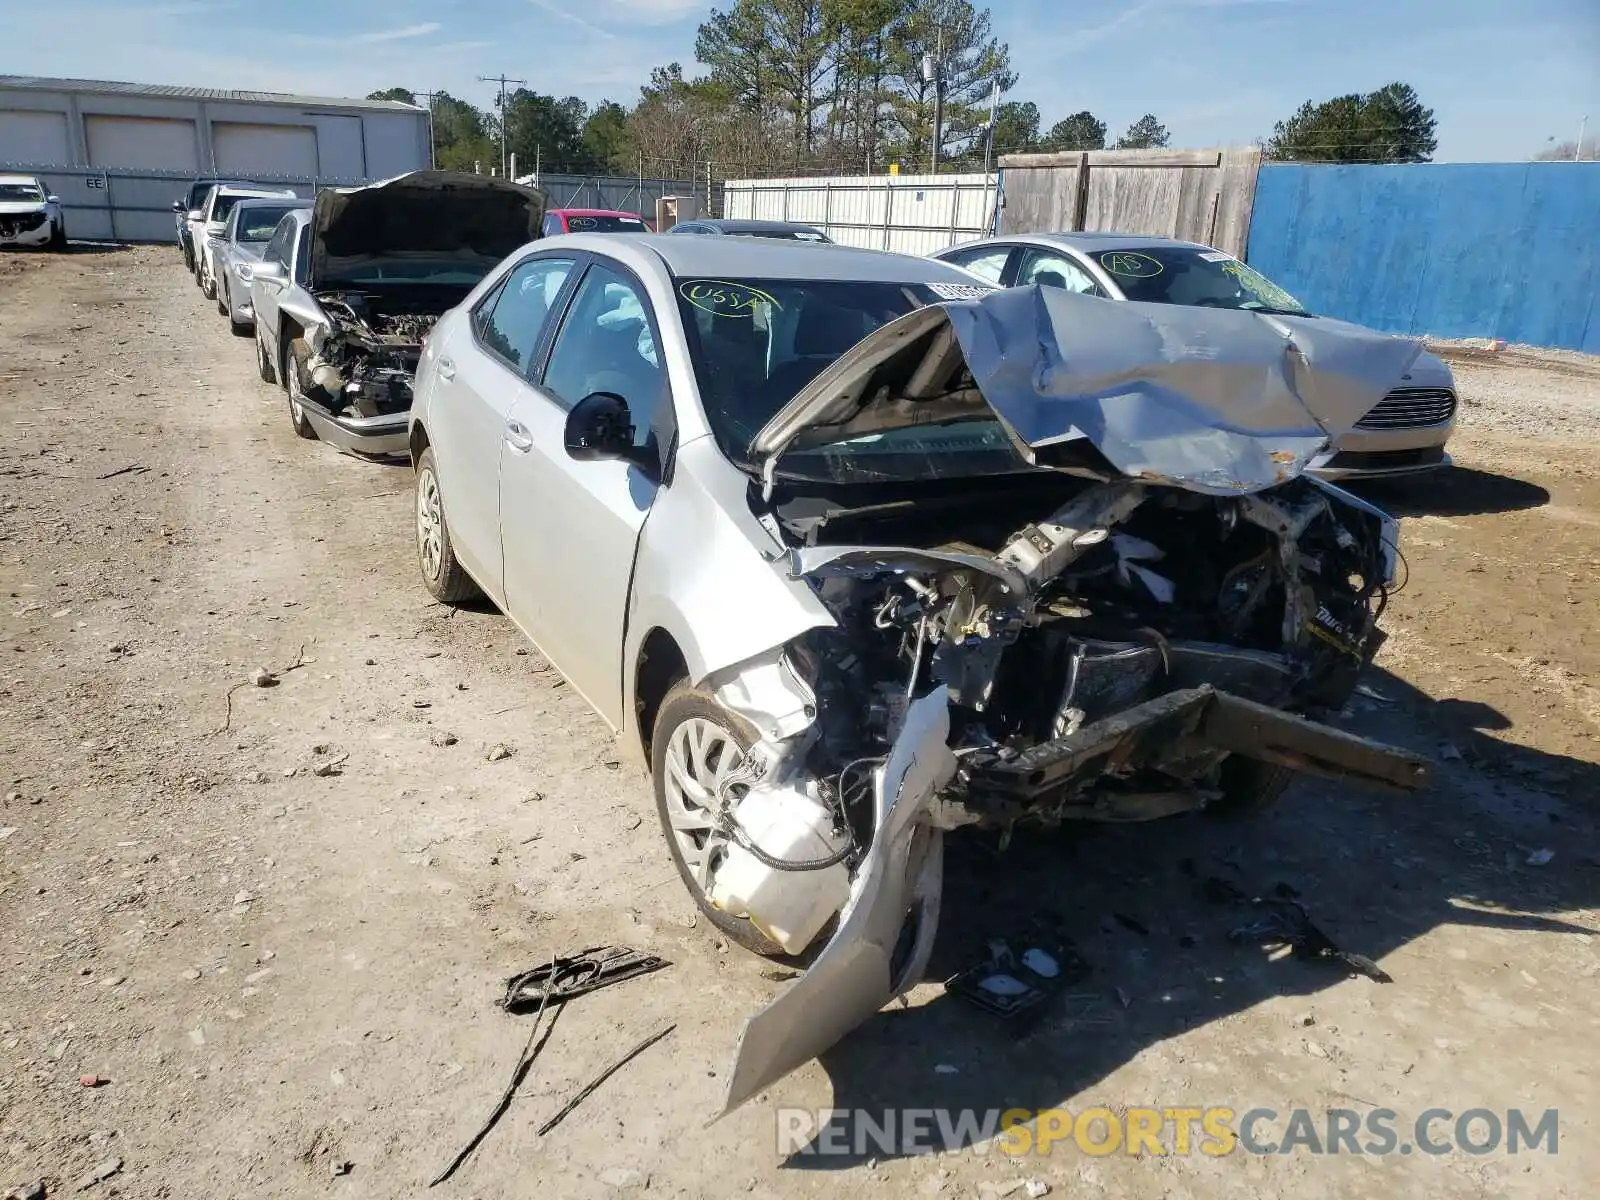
[1347, 467, 1550, 518]
[787, 665, 1598, 1168]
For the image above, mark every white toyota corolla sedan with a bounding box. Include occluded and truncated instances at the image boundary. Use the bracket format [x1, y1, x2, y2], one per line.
[405, 234, 1427, 1111]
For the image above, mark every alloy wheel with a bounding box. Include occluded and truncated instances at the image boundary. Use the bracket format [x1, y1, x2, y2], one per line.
[662, 716, 746, 895]
[415, 467, 445, 582]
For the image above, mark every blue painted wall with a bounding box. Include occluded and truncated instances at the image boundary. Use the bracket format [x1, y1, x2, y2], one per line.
[1247, 163, 1600, 354]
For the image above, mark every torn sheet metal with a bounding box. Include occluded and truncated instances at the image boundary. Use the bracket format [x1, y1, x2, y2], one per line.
[753, 285, 1422, 496]
[787, 544, 1028, 598]
[717, 690, 955, 1117]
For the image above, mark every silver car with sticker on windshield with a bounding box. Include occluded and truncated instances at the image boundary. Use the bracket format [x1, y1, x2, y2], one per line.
[932, 231, 1457, 480]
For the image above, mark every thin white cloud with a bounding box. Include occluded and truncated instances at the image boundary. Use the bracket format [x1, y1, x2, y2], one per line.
[529, 0, 618, 39]
[1068, 0, 1299, 47]
[596, 0, 706, 26]
[353, 22, 442, 45]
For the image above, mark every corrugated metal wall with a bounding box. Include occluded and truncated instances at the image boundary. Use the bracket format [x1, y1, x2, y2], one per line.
[7, 166, 337, 244]
[722, 173, 997, 254]
[1248, 162, 1600, 354]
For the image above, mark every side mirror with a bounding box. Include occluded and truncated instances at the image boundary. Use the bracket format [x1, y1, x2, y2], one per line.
[46, 195, 60, 204]
[251, 260, 284, 280]
[564, 392, 637, 462]
[172, 200, 185, 212]
[187, 209, 204, 221]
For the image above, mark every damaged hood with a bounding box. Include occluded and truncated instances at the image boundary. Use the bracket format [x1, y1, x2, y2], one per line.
[753, 286, 1423, 495]
[309, 170, 546, 288]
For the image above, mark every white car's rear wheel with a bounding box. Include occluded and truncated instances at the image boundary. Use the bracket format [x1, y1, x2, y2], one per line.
[414, 448, 480, 603]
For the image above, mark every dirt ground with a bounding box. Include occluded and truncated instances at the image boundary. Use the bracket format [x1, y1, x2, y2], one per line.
[1, 246, 1596, 1200]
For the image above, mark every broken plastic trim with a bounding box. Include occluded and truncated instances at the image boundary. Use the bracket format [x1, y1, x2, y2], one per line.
[717, 690, 955, 1117]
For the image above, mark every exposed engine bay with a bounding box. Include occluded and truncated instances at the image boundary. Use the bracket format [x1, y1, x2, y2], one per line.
[304, 286, 468, 418]
[710, 471, 1428, 1116]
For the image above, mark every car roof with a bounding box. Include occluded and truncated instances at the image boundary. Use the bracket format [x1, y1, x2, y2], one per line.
[551, 232, 985, 284]
[944, 230, 1215, 255]
[215, 185, 297, 198]
[0, 173, 44, 185]
[686, 219, 827, 235]
[552, 208, 645, 218]
[231, 195, 310, 209]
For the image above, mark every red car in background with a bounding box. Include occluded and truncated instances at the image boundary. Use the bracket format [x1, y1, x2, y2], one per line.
[541, 208, 651, 235]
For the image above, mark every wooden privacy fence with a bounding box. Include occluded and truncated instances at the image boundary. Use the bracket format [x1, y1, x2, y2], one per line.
[997, 147, 1263, 258]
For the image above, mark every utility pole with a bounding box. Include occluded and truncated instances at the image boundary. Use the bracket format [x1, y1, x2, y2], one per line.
[980, 79, 1000, 176]
[478, 73, 526, 178]
[1578, 115, 1590, 162]
[922, 26, 947, 174]
[414, 90, 441, 169]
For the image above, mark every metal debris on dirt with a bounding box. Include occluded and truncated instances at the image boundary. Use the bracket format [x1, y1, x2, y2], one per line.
[1206, 877, 1394, 983]
[430, 947, 672, 1187]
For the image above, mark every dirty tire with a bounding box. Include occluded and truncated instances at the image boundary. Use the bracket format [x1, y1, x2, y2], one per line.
[255, 329, 277, 384]
[285, 340, 319, 440]
[50, 220, 67, 251]
[651, 682, 788, 959]
[216, 281, 228, 317]
[1206, 756, 1296, 819]
[201, 269, 216, 300]
[413, 448, 481, 604]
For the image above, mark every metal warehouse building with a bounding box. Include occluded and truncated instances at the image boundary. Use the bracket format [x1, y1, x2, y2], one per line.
[0, 75, 430, 242]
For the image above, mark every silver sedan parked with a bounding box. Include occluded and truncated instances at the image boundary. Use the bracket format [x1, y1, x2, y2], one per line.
[931, 232, 1458, 480]
[213, 196, 310, 335]
[405, 234, 1428, 1111]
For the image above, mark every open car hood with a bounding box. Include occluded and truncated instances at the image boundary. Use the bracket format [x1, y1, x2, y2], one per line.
[309, 170, 546, 288]
[751, 285, 1423, 496]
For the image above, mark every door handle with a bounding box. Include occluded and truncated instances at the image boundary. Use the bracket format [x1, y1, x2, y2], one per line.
[504, 420, 535, 453]
[436, 357, 456, 381]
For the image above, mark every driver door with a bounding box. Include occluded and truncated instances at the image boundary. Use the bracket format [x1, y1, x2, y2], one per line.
[498, 259, 669, 727]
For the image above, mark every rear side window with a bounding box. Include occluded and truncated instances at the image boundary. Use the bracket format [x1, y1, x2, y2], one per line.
[946, 246, 1010, 284]
[473, 257, 577, 375]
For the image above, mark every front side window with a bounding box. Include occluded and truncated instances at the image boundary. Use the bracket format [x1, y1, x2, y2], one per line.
[542, 264, 663, 443]
[263, 221, 289, 268]
[947, 246, 1010, 284]
[1095, 245, 1309, 315]
[1016, 249, 1103, 295]
[474, 257, 576, 374]
[292, 225, 310, 282]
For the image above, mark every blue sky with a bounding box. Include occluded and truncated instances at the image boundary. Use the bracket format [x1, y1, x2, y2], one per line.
[7, 0, 1596, 161]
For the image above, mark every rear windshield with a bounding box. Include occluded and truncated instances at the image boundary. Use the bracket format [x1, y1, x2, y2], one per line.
[237, 206, 298, 242]
[742, 228, 830, 242]
[565, 214, 647, 232]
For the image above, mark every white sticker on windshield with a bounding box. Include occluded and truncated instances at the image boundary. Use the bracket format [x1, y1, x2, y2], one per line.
[1198, 251, 1233, 262]
[926, 282, 999, 300]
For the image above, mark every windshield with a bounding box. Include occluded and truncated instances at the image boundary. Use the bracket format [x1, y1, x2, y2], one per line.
[676, 276, 1025, 483]
[0, 182, 45, 202]
[322, 259, 494, 286]
[1094, 245, 1309, 315]
[565, 214, 647, 232]
[236, 206, 297, 242]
